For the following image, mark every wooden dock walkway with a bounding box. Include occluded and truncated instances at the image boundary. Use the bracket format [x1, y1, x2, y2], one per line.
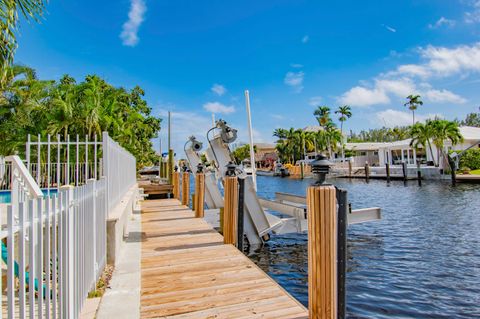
[140, 199, 308, 319]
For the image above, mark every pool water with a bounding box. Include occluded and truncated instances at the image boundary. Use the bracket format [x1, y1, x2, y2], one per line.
[0, 189, 58, 204]
[249, 176, 480, 318]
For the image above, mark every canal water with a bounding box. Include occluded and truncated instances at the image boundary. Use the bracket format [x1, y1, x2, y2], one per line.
[249, 176, 480, 318]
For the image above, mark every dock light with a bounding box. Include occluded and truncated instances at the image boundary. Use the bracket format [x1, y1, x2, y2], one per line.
[311, 154, 332, 185]
[216, 119, 238, 144]
[196, 163, 204, 173]
[174, 165, 179, 172]
[225, 161, 237, 177]
[188, 136, 203, 152]
[182, 164, 189, 172]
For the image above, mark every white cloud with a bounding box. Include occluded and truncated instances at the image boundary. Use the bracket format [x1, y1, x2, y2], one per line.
[290, 63, 304, 68]
[339, 86, 390, 107]
[203, 102, 235, 114]
[338, 43, 478, 107]
[424, 89, 467, 104]
[382, 24, 397, 33]
[308, 96, 323, 106]
[211, 84, 226, 96]
[396, 64, 430, 78]
[465, 0, 480, 23]
[375, 78, 417, 98]
[284, 71, 304, 93]
[373, 109, 443, 127]
[302, 35, 309, 44]
[120, 0, 146, 47]
[421, 43, 480, 77]
[428, 17, 456, 29]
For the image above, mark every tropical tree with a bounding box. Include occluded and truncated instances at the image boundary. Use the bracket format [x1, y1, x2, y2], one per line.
[0, 66, 162, 167]
[313, 106, 331, 127]
[430, 119, 463, 167]
[335, 105, 352, 136]
[335, 105, 352, 159]
[404, 95, 423, 125]
[410, 122, 436, 166]
[1, 0, 47, 86]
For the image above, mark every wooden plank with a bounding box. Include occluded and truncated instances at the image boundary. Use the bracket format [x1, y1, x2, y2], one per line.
[140, 198, 308, 319]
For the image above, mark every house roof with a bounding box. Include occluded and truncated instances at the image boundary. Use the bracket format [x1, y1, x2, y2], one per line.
[345, 139, 413, 151]
[254, 143, 276, 149]
[303, 125, 323, 132]
[460, 126, 480, 141]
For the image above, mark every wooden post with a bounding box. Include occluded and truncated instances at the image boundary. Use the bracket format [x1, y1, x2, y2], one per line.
[307, 185, 337, 319]
[448, 156, 456, 187]
[168, 149, 174, 184]
[219, 207, 224, 234]
[172, 172, 181, 199]
[364, 162, 370, 183]
[385, 163, 390, 183]
[402, 161, 407, 182]
[194, 173, 205, 218]
[417, 162, 422, 186]
[348, 160, 352, 178]
[223, 176, 238, 245]
[301, 162, 305, 179]
[181, 172, 190, 206]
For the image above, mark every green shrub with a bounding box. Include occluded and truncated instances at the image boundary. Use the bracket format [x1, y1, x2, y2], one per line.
[459, 148, 480, 170]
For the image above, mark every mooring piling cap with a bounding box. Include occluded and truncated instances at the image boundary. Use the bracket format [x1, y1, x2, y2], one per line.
[311, 154, 333, 185]
[196, 163, 204, 173]
[174, 165, 179, 172]
[225, 161, 237, 177]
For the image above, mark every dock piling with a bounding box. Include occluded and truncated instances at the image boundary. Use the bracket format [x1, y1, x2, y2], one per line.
[364, 162, 370, 183]
[385, 163, 391, 183]
[181, 171, 190, 206]
[172, 171, 180, 199]
[194, 172, 205, 218]
[223, 176, 238, 245]
[417, 163, 422, 186]
[307, 184, 338, 319]
[402, 161, 408, 182]
[348, 160, 352, 179]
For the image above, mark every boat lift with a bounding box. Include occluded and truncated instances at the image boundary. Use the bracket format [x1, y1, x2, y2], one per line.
[184, 120, 382, 246]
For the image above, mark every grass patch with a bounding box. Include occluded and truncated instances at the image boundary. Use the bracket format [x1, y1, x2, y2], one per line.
[88, 264, 114, 298]
[471, 169, 480, 175]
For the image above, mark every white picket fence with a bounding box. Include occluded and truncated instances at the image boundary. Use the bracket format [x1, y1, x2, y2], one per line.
[1, 131, 135, 318]
[1, 178, 107, 319]
[102, 132, 136, 211]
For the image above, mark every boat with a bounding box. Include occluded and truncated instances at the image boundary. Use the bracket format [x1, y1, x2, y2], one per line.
[273, 162, 290, 177]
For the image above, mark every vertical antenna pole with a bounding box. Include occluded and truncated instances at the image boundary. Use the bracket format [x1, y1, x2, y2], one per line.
[244, 90, 257, 191]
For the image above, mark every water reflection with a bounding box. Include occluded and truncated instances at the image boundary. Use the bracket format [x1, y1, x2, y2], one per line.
[249, 176, 480, 318]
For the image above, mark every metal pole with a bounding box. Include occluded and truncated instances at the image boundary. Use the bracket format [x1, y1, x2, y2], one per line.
[336, 188, 348, 319]
[237, 177, 245, 251]
[244, 90, 257, 191]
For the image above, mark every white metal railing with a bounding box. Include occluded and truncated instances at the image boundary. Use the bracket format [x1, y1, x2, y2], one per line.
[26, 134, 103, 189]
[5, 155, 44, 205]
[102, 132, 136, 211]
[23, 132, 135, 212]
[0, 178, 107, 319]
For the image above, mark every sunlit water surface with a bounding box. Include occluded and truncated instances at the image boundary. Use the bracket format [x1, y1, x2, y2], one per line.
[248, 176, 480, 318]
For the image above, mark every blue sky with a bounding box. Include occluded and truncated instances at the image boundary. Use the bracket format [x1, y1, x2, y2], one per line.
[15, 0, 480, 152]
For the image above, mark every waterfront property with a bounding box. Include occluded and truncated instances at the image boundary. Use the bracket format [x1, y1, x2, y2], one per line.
[344, 126, 480, 169]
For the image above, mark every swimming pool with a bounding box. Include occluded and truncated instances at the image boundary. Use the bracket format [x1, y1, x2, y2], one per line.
[0, 189, 58, 204]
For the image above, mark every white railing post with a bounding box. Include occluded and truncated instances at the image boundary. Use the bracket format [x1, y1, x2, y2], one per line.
[87, 178, 98, 280]
[102, 131, 110, 210]
[60, 185, 75, 318]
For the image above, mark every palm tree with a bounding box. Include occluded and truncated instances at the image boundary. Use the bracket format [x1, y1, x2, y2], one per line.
[429, 119, 463, 168]
[335, 105, 352, 159]
[1, 0, 47, 86]
[410, 122, 436, 166]
[404, 95, 423, 125]
[313, 106, 331, 127]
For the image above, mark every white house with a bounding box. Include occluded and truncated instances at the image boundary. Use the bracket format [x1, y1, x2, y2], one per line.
[345, 126, 480, 168]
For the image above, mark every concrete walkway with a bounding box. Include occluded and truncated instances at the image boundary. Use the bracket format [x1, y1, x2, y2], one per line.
[96, 209, 142, 319]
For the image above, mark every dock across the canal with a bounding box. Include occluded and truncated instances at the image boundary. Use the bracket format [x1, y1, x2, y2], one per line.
[140, 198, 309, 319]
